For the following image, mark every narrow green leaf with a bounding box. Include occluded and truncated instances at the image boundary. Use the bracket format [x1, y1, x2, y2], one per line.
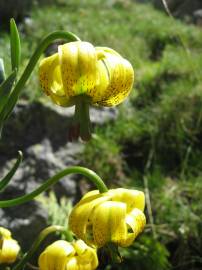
[0, 151, 23, 192]
[10, 18, 21, 71]
[0, 69, 17, 114]
[0, 58, 6, 84]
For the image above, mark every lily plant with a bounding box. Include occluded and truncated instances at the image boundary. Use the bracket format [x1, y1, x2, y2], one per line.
[0, 19, 145, 270]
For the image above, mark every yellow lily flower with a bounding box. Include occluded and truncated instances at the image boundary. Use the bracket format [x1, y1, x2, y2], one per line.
[39, 41, 134, 140]
[69, 188, 146, 248]
[38, 239, 98, 270]
[0, 227, 20, 264]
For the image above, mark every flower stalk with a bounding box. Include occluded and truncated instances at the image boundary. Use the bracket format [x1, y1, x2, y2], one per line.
[0, 166, 108, 208]
[69, 95, 92, 141]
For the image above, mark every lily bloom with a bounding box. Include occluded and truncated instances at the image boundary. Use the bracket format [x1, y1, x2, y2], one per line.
[38, 239, 98, 270]
[39, 41, 134, 140]
[69, 188, 146, 248]
[0, 227, 20, 264]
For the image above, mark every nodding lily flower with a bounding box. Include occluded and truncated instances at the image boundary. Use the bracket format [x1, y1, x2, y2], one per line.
[0, 227, 20, 264]
[38, 239, 98, 270]
[39, 41, 134, 141]
[69, 188, 146, 248]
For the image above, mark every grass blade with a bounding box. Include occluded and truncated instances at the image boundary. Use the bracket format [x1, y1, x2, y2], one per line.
[10, 18, 21, 71]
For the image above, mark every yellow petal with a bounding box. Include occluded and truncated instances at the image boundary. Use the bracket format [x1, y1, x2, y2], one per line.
[109, 188, 145, 212]
[96, 47, 121, 58]
[59, 41, 97, 97]
[87, 60, 110, 103]
[92, 201, 127, 247]
[69, 194, 110, 244]
[93, 48, 134, 106]
[81, 190, 100, 200]
[0, 238, 20, 264]
[39, 53, 71, 107]
[39, 53, 63, 95]
[122, 208, 146, 247]
[102, 55, 134, 106]
[127, 208, 146, 235]
[79, 251, 98, 269]
[73, 239, 87, 255]
[66, 257, 79, 270]
[50, 93, 74, 107]
[0, 227, 11, 239]
[73, 240, 98, 269]
[38, 240, 75, 270]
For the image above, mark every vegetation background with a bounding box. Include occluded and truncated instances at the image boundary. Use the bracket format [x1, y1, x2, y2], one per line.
[0, 0, 202, 269]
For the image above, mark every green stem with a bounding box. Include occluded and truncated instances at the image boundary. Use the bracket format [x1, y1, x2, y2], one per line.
[4, 31, 80, 119]
[13, 225, 66, 270]
[70, 95, 91, 141]
[0, 166, 108, 208]
[0, 151, 23, 192]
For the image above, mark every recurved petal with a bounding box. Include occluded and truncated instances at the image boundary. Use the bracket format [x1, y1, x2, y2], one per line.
[128, 208, 146, 234]
[96, 47, 121, 58]
[109, 188, 145, 212]
[81, 190, 100, 200]
[92, 201, 127, 247]
[38, 240, 75, 270]
[69, 195, 109, 244]
[80, 250, 98, 269]
[59, 41, 97, 97]
[74, 240, 98, 269]
[0, 227, 11, 239]
[39, 53, 71, 106]
[66, 257, 79, 270]
[121, 208, 146, 247]
[0, 238, 20, 264]
[73, 239, 87, 255]
[96, 53, 134, 106]
[87, 60, 110, 103]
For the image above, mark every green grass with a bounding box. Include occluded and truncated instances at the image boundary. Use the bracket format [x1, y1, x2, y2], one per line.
[0, 0, 202, 269]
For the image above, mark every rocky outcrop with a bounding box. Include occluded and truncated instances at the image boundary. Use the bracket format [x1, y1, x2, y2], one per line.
[0, 100, 117, 250]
